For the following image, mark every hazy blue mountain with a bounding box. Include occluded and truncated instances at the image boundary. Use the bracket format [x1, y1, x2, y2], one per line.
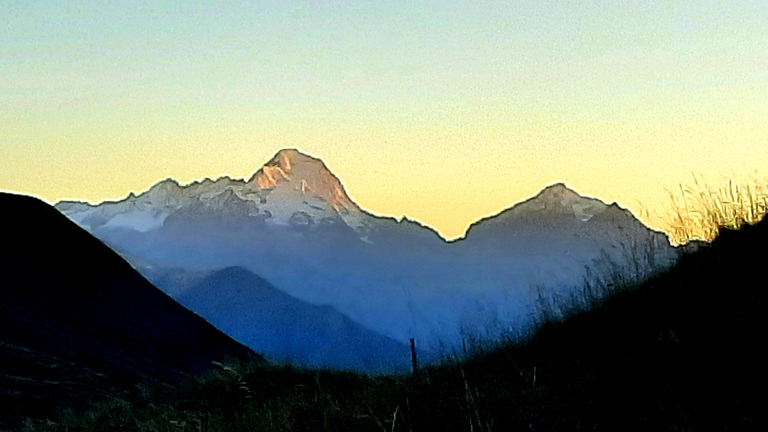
[56, 149, 678, 362]
[145, 266, 431, 373]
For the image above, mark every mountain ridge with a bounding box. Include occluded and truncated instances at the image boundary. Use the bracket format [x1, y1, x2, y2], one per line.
[144, 265, 432, 373]
[51, 149, 678, 368]
[56, 149, 653, 244]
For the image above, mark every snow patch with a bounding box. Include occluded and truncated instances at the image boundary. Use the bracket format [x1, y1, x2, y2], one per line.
[102, 210, 168, 232]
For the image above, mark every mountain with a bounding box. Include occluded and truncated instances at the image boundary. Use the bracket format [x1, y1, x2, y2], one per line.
[0, 192, 256, 425]
[55, 149, 443, 246]
[58, 150, 354, 233]
[55, 149, 678, 365]
[144, 266, 431, 373]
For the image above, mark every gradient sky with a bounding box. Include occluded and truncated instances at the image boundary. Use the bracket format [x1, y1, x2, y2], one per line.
[2, 1, 767, 239]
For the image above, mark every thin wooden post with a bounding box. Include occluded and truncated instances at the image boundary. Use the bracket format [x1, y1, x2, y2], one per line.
[410, 338, 418, 375]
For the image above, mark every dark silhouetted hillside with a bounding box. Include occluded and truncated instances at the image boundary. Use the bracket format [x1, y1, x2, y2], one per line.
[430, 214, 765, 430]
[163, 266, 429, 373]
[8, 196, 763, 431]
[0, 193, 256, 427]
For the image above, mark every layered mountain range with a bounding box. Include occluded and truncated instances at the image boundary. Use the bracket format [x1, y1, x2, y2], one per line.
[56, 149, 678, 371]
[144, 266, 431, 373]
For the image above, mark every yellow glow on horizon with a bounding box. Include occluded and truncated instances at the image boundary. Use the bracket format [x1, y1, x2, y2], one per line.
[4, 110, 765, 241]
[3, 3, 767, 241]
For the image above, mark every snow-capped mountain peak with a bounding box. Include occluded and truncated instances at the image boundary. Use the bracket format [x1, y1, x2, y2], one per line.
[56, 149, 369, 234]
[143, 178, 184, 206]
[248, 149, 359, 214]
[519, 182, 609, 221]
[52, 151, 678, 368]
[537, 182, 578, 200]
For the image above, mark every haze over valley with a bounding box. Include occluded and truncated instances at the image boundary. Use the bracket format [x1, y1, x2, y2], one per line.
[2, 1, 765, 429]
[55, 148, 678, 371]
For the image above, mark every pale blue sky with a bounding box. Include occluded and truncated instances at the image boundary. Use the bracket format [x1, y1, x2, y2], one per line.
[5, 1, 763, 111]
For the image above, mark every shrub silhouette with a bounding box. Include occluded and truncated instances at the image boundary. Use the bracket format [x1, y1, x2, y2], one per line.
[665, 175, 767, 243]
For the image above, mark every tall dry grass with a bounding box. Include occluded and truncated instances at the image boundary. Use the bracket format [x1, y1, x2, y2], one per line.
[665, 175, 768, 244]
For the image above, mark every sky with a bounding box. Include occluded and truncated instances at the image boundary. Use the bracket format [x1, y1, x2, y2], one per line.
[2, 1, 767, 240]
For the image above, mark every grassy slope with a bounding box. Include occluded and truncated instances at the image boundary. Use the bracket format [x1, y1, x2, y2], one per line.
[14, 216, 764, 431]
[0, 193, 256, 430]
[448, 218, 763, 431]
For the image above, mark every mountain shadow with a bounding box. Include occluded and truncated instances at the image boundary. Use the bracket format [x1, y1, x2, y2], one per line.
[0, 193, 256, 427]
[148, 266, 430, 373]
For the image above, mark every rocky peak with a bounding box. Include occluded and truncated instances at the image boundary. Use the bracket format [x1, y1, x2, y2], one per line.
[534, 182, 596, 202]
[490, 183, 610, 223]
[247, 149, 359, 213]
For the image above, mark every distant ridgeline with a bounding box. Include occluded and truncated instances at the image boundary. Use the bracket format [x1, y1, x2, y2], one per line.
[56, 149, 680, 372]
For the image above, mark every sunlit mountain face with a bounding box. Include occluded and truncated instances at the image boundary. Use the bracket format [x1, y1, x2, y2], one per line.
[53, 149, 679, 371]
[1, 2, 764, 428]
[56, 149, 439, 244]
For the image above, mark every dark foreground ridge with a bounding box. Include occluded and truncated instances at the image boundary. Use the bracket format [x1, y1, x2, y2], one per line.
[0, 193, 256, 428]
[5, 192, 763, 430]
[446, 213, 764, 430]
